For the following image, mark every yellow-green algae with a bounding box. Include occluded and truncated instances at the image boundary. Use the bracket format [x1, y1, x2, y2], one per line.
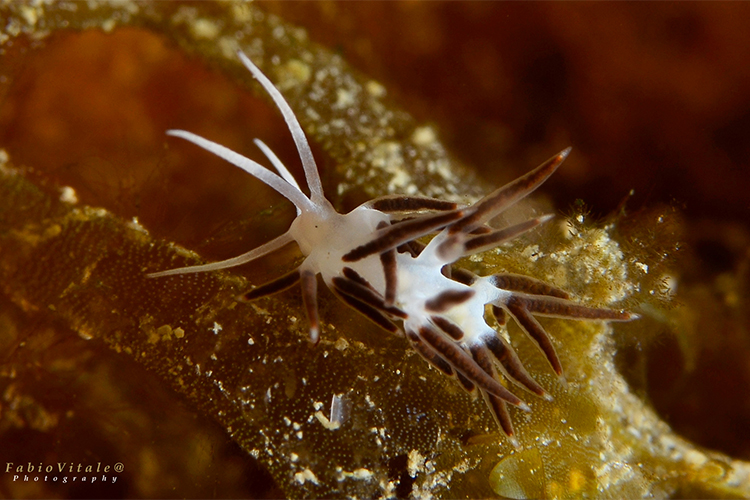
[1, 1, 749, 498]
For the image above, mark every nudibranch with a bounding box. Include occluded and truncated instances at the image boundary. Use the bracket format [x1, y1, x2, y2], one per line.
[149, 51, 636, 436]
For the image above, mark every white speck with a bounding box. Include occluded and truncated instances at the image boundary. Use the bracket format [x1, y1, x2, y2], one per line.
[407, 449, 425, 478]
[191, 18, 219, 39]
[294, 469, 319, 485]
[365, 80, 386, 98]
[247, 336, 255, 345]
[19, 5, 38, 26]
[635, 262, 649, 274]
[314, 410, 340, 430]
[329, 393, 348, 428]
[313, 401, 323, 411]
[127, 217, 148, 233]
[662, 273, 678, 296]
[352, 468, 372, 480]
[335, 88, 356, 109]
[101, 18, 116, 33]
[334, 337, 349, 351]
[59, 186, 78, 204]
[290, 452, 299, 463]
[411, 126, 436, 146]
[218, 36, 239, 59]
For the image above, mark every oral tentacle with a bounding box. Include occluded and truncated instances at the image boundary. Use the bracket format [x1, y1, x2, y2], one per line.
[237, 51, 326, 204]
[147, 231, 294, 278]
[253, 138, 301, 191]
[166, 129, 314, 213]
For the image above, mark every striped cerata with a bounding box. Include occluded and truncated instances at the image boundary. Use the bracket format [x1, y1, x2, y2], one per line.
[149, 51, 636, 437]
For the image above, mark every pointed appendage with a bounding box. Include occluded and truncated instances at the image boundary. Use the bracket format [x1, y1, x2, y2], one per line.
[470, 344, 517, 436]
[417, 325, 528, 409]
[300, 269, 320, 344]
[342, 210, 465, 262]
[405, 329, 454, 376]
[239, 269, 301, 301]
[491, 280, 637, 376]
[448, 148, 570, 235]
[367, 195, 459, 213]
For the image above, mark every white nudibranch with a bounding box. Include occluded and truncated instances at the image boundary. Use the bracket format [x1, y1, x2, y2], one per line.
[149, 50, 637, 436]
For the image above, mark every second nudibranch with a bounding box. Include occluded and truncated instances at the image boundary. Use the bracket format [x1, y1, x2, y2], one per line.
[149, 50, 636, 436]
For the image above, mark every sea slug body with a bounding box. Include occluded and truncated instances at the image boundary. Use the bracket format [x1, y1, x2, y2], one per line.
[149, 51, 636, 436]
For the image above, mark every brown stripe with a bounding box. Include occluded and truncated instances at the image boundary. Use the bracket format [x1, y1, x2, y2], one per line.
[239, 268, 301, 301]
[331, 276, 407, 318]
[491, 305, 507, 326]
[341, 267, 375, 291]
[470, 344, 496, 378]
[512, 294, 633, 321]
[490, 274, 570, 299]
[469, 345, 510, 423]
[485, 393, 514, 437]
[455, 372, 476, 393]
[331, 288, 400, 333]
[505, 297, 563, 376]
[370, 195, 458, 213]
[406, 329, 454, 376]
[424, 288, 475, 313]
[342, 210, 464, 262]
[418, 326, 524, 406]
[380, 250, 398, 306]
[376, 219, 398, 307]
[430, 315, 465, 340]
[469, 225, 493, 235]
[484, 334, 546, 396]
[448, 267, 477, 286]
[462, 216, 549, 255]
